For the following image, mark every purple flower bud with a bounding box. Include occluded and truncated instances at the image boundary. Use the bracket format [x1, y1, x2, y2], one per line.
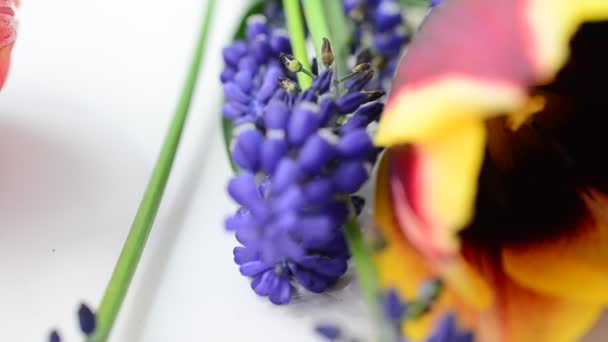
[220, 67, 236, 83]
[335, 92, 368, 113]
[331, 161, 370, 193]
[268, 274, 291, 305]
[304, 177, 334, 204]
[49, 331, 61, 342]
[228, 172, 266, 217]
[429, 314, 474, 342]
[261, 137, 288, 175]
[232, 126, 264, 172]
[315, 324, 342, 340]
[288, 102, 320, 145]
[224, 82, 251, 104]
[312, 69, 333, 93]
[225, 209, 255, 231]
[222, 41, 248, 68]
[272, 159, 300, 194]
[337, 129, 375, 159]
[381, 289, 406, 322]
[320, 201, 349, 227]
[374, 1, 403, 32]
[238, 55, 258, 74]
[235, 223, 261, 246]
[296, 215, 334, 243]
[298, 255, 348, 278]
[291, 264, 331, 293]
[240, 260, 269, 277]
[264, 100, 290, 130]
[270, 29, 291, 55]
[233, 246, 259, 264]
[273, 186, 305, 212]
[298, 130, 338, 175]
[374, 26, 408, 56]
[222, 102, 247, 119]
[251, 270, 273, 296]
[234, 70, 255, 94]
[340, 114, 369, 133]
[257, 66, 284, 103]
[354, 101, 384, 119]
[318, 94, 336, 126]
[431, 0, 442, 7]
[78, 303, 96, 336]
[246, 14, 269, 41]
[296, 89, 316, 103]
[344, 69, 374, 92]
[251, 36, 272, 63]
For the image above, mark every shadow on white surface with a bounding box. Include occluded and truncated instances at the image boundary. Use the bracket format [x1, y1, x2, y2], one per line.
[0, 108, 149, 341]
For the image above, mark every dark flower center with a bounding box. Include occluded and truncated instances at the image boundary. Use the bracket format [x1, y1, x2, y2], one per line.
[461, 21, 608, 245]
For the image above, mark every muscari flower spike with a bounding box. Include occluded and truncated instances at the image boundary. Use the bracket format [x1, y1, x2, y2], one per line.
[222, 12, 386, 303]
[344, 0, 410, 90]
[221, 14, 292, 125]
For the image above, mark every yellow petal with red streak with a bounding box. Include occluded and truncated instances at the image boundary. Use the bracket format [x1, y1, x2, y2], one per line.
[390, 120, 487, 257]
[374, 154, 480, 340]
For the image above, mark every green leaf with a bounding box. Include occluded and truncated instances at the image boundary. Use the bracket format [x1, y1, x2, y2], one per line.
[92, 1, 216, 341]
[399, 0, 431, 7]
[321, 0, 351, 78]
[221, 1, 264, 173]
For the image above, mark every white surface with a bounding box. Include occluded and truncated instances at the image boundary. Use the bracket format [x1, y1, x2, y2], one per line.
[0, 1, 370, 341]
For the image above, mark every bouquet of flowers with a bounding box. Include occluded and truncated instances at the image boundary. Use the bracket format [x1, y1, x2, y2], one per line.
[2, 0, 608, 341]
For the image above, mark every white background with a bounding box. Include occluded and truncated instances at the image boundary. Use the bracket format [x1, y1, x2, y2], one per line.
[0, 1, 372, 341]
[1, 1, 607, 341]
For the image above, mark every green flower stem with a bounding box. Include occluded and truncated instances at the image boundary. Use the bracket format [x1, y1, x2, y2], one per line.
[300, 0, 331, 64]
[303, 2, 385, 338]
[91, 1, 216, 341]
[344, 217, 380, 314]
[282, 0, 312, 89]
[303, 0, 349, 78]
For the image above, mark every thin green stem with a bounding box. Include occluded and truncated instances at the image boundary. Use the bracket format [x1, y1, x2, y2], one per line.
[305, 0, 349, 78]
[344, 217, 379, 313]
[300, 0, 331, 63]
[282, 0, 312, 89]
[91, 1, 216, 341]
[304, 3, 386, 339]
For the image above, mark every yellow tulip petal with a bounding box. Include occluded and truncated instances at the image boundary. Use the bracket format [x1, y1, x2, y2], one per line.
[463, 247, 603, 342]
[528, 0, 608, 83]
[503, 217, 608, 303]
[373, 154, 479, 341]
[376, 77, 525, 147]
[389, 120, 487, 257]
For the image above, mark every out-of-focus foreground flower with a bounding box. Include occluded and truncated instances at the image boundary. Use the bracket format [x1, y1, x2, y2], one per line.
[0, 0, 16, 89]
[373, 1, 608, 341]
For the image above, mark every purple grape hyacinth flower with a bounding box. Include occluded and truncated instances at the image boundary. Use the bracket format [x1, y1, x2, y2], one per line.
[344, 0, 410, 90]
[221, 15, 292, 125]
[224, 58, 384, 303]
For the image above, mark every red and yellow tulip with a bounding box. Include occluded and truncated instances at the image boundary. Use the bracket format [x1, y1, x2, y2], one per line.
[373, 0, 608, 341]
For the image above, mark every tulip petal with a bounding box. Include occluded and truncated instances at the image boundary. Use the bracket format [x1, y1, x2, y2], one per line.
[464, 247, 603, 342]
[373, 155, 480, 340]
[528, 0, 608, 82]
[389, 120, 486, 258]
[502, 192, 608, 303]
